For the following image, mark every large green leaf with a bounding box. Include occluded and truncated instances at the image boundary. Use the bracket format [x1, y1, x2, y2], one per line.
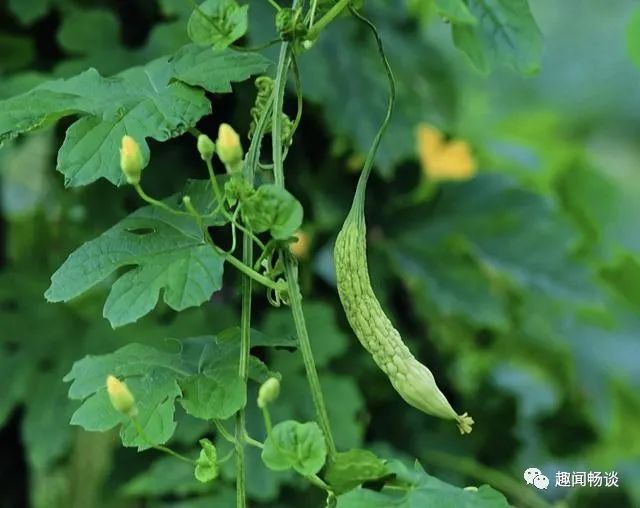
[451, 0, 543, 74]
[65, 335, 255, 449]
[337, 461, 509, 507]
[386, 174, 600, 330]
[45, 180, 226, 327]
[0, 46, 268, 186]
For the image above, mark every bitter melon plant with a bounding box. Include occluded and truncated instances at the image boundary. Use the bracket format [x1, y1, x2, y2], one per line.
[0, 1, 550, 507]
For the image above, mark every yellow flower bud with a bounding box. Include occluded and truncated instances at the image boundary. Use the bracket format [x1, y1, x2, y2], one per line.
[216, 123, 243, 168]
[289, 230, 310, 259]
[106, 375, 137, 416]
[197, 134, 215, 161]
[257, 377, 280, 408]
[120, 135, 144, 185]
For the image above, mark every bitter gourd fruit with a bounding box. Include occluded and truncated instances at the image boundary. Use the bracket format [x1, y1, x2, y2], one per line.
[334, 7, 473, 435]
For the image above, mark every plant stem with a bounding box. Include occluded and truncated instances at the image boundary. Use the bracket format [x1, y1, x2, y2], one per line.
[132, 418, 195, 465]
[306, 0, 351, 40]
[283, 255, 337, 456]
[213, 420, 236, 444]
[232, 42, 277, 508]
[271, 42, 290, 188]
[271, 38, 337, 457]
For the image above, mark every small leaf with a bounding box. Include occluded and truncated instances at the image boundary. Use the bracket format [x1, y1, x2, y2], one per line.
[180, 373, 246, 420]
[188, 0, 248, 50]
[242, 184, 303, 240]
[261, 420, 327, 475]
[325, 449, 390, 495]
[195, 438, 218, 483]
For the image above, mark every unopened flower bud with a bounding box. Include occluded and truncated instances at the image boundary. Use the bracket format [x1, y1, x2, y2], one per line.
[106, 375, 137, 416]
[216, 124, 243, 168]
[197, 134, 215, 161]
[120, 135, 144, 184]
[257, 377, 280, 408]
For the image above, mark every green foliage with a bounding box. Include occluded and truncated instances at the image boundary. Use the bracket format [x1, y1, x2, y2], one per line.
[337, 461, 509, 507]
[297, 4, 456, 176]
[241, 184, 304, 240]
[0, 47, 269, 186]
[262, 420, 327, 475]
[64, 334, 259, 448]
[46, 181, 226, 327]
[450, 0, 543, 74]
[195, 439, 219, 482]
[187, 0, 249, 50]
[325, 449, 390, 495]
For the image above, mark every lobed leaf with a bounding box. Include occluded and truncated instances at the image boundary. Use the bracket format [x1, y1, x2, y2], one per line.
[0, 46, 269, 186]
[46, 180, 225, 327]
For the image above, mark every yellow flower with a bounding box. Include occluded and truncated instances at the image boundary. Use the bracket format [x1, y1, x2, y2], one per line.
[119, 135, 144, 184]
[289, 230, 310, 259]
[216, 123, 243, 167]
[106, 375, 137, 416]
[416, 123, 476, 181]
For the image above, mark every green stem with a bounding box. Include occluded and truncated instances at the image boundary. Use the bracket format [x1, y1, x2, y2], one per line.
[306, 0, 351, 40]
[213, 420, 236, 444]
[271, 42, 291, 188]
[133, 183, 190, 217]
[306, 473, 332, 492]
[205, 159, 224, 206]
[244, 435, 265, 449]
[271, 32, 337, 459]
[262, 406, 273, 435]
[132, 418, 195, 465]
[231, 38, 278, 508]
[283, 254, 337, 457]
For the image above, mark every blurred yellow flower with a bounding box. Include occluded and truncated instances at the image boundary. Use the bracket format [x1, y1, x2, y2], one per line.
[416, 123, 476, 181]
[290, 230, 310, 259]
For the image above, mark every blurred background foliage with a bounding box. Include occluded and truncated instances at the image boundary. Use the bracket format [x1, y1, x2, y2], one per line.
[0, 0, 639, 507]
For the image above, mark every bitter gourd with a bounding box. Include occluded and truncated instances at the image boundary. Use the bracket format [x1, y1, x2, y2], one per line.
[334, 7, 473, 435]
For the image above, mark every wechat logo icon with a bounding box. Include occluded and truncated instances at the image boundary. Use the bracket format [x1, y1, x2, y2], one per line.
[524, 467, 549, 490]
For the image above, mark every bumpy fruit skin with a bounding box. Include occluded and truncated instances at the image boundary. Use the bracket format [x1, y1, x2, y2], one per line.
[334, 215, 473, 434]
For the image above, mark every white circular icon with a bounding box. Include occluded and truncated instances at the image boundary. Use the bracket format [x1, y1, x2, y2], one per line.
[524, 467, 549, 489]
[533, 474, 549, 489]
[523, 467, 542, 485]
